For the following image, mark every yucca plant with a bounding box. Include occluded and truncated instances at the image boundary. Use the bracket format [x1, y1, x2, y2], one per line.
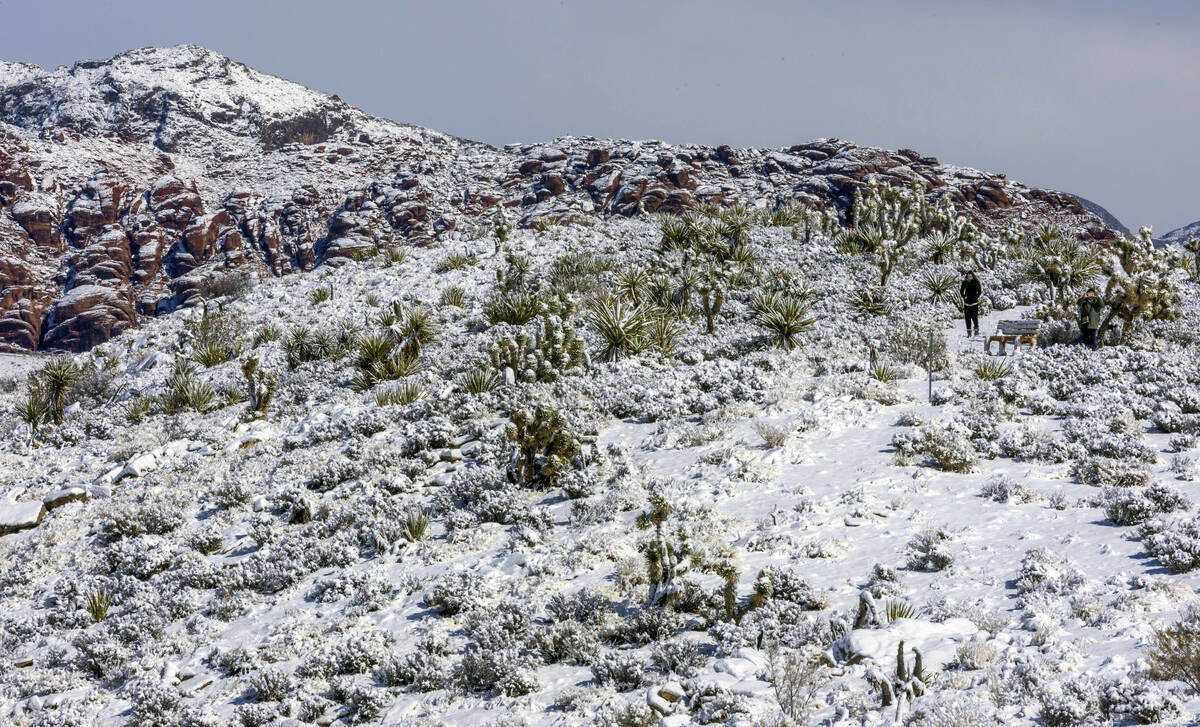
[37, 357, 81, 423]
[436, 251, 478, 272]
[920, 270, 958, 303]
[375, 381, 426, 407]
[644, 311, 685, 357]
[459, 367, 499, 394]
[86, 589, 113, 623]
[373, 352, 423, 380]
[868, 361, 900, 384]
[882, 600, 919, 623]
[617, 265, 649, 302]
[192, 340, 237, 368]
[439, 286, 467, 308]
[16, 386, 51, 441]
[284, 326, 323, 368]
[660, 214, 701, 251]
[754, 296, 815, 351]
[671, 268, 701, 314]
[853, 287, 893, 317]
[253, 323, 282, 347]
[308, 285, 333, 305]
[365, 292, 381, 307]
[355, 333, 395, 372]
[388, 303, 437, 356]
[975, 359, 1013, 381]
[382, 248, 407, 267]
[587, 297, 650, 362]
[485, 291, 541, 325]
[125, 395, 154, 424]
[403, 510, 430, 542]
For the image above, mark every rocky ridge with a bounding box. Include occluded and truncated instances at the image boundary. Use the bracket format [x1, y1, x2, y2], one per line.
[0, 45, 1117, 353]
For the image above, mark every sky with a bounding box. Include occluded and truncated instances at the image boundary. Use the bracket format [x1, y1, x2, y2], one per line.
[1, 0, 1197, 233]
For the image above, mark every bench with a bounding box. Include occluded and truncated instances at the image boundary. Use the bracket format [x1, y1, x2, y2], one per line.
[986, 320, 1040, 355]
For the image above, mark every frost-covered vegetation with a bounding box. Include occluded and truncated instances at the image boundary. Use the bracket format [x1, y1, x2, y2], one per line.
[3, 184, 1200, 726]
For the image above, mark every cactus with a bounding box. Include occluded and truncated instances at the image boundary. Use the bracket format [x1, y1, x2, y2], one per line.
[488, 313, 588, 384]
[506, 404, 581, 488]
[867, 638, 926, 720]
[636, 493, 686, 608]
[242, 357, 276, 420]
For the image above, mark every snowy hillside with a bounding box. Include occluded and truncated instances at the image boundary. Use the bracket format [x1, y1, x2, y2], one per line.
[0, 46, 1118, 357]
[2, 176, 1200, 727]
[1162, 220, 1200, 244]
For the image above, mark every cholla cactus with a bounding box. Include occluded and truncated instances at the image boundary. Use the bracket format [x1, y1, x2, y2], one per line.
[488, 314, 588, 384]
[1183, 236, 1200, 280]
[636, 492, 687, 607]
[241, 357, 276, 420]
[506, 404, 581, 488]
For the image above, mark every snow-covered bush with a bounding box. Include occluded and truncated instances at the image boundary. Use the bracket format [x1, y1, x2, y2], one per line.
[1038, 676, 1101, 727]
[374, 633, 451, 691]
[424, 571, 486, 615]
[1142, 516, 1200, 573]
[979, 474, 1038, 504]
[903, 692, 995, 727]
[457, 644, 540, 695]
[650, 638, 704, 677]
[103, 494, 188, 537]
[1071, 456, 1151, 488]
[248, 667, 292, 701]
[905, 528, 955, 571]
[590, 650, 650, 690]
[1098, 677, 1185, 724]
[1101, 482, 1190, 526]
[126, 678, 183, 727]
[892, 422, 977, 472]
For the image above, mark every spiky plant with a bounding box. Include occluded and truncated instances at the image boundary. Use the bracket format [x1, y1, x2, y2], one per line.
[974, 359, 1012, 381]
[365, 292, 381, 307]
[37, 357, 81, 423]
[382, 248, 407, 267]
[192, 340, 237, 368]
[388, 303, 437, 356]
[16, 386, 51, 439]
[436, 251, 478, 272]
[87, 589, 112, 623]
[660, 214, 700, 251]
[125, 395, 154, 424]
[485, 291, 542, 326]
[754, 296, 814, 350]
[439, 286, 467, 308]
[853, 287, 893, 317]
[162, 361, 216, 413]
[923, 232, 959, 264]
[459, 368, 499, 394]
[375, 381, 426, 407]
[309, 285, 333, 305]
[373, 352, 423, 380]
[586, 297, 650, 362]
[882, 600, 919, 623]
[920, 270, 958, 303]
[253, 323, 282, 347]
[617, 265, 649, 302]
[868, 362, 900, 384]
[404, 510, 430, 542]
[355, 333, 395, 372]
[644, 311, 685, 357]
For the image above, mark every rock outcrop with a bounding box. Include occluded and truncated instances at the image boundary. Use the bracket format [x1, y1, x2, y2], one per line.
[0, 45, 1121, 353]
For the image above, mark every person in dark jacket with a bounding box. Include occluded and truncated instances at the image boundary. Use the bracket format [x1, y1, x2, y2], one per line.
[1078, 288, 1106, 350]
[960, 272, 982, 337]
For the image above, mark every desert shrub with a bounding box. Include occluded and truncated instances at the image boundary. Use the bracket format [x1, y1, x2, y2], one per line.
[1099, 677, 1185, 724]
[1016, 548, 1087, 596]
[1039, 677, 1102, 727]
[880, 318, 949, 371]
[979, 474, 1038, 504]
[537, 621, 600, 665]
[375, 634, 451, 691]
[546, 588, 611, 626]
[248, 667, 292, 701]
[754, 419, 790, 448]
[590, 650, 650, 690]
[892, 422, 977, 472]
[456, 645, 540, 696]
[905, 528, 955, 571]
[903, 692, 995, 727]
[1071, 457, 1151, 488]
[650, 638, 704, 677]
[1142, 515, 1200, 573]
[199, 273, 254, 301]
[343, 685, 392, 724]
[1102, 483, 1190, 526]
[127, 678, 183, 727]
[425, 572, 486, 615]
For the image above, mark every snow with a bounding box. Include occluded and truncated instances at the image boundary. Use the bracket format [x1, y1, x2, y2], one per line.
[0, 500, 45, 532]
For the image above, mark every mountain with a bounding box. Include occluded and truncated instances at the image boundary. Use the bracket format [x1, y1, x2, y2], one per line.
[1066, 193, 1130, 236]
[0, 45, 1119, 353]
[1162, 219, 1200, 244]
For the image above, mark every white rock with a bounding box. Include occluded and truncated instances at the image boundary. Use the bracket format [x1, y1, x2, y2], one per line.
[122, 452, 158, 478]
[93, 464, 124, 487]
[251, 496, 269, 512]
[0, 501, 46, 535]
[43, 487, 89, 510]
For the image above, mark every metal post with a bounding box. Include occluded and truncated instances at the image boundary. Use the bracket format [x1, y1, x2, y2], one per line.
[927, 330, 934, 402]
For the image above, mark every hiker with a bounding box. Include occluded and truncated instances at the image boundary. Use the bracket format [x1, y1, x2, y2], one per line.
[1078, 288, 1105, 350]
[960, 272, 982, 337]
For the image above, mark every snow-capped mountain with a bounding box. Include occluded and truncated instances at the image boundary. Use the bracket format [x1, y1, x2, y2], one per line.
[1162, 219, 1200, 244]
[0, 45, 1121, 354]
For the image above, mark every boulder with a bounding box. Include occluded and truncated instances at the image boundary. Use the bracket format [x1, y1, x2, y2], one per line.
[0, 501, 46, 535]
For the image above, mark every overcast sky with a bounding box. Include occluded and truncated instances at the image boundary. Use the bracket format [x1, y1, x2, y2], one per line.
[2, 0, 1197, 232]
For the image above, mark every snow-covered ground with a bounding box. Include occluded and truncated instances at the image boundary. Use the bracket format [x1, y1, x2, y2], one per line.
[1, 210, 1198, 727]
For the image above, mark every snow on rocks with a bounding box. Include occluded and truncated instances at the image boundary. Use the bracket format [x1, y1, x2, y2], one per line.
[0, 499, 46, 535]
[828, 617, 981, 670]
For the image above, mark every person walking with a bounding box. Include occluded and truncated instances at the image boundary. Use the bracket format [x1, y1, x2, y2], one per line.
[1078, 288, 1105, 350]
[960, 272, 982, 337]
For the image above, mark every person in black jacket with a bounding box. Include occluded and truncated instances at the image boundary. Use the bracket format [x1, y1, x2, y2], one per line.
[960, 272, 982, 337]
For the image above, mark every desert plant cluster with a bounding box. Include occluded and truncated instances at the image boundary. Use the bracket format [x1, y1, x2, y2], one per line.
[2, 183, 1200, 727]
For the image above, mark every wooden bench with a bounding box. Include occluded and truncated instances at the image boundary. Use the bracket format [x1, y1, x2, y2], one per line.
[986, 320, 1040, 355]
